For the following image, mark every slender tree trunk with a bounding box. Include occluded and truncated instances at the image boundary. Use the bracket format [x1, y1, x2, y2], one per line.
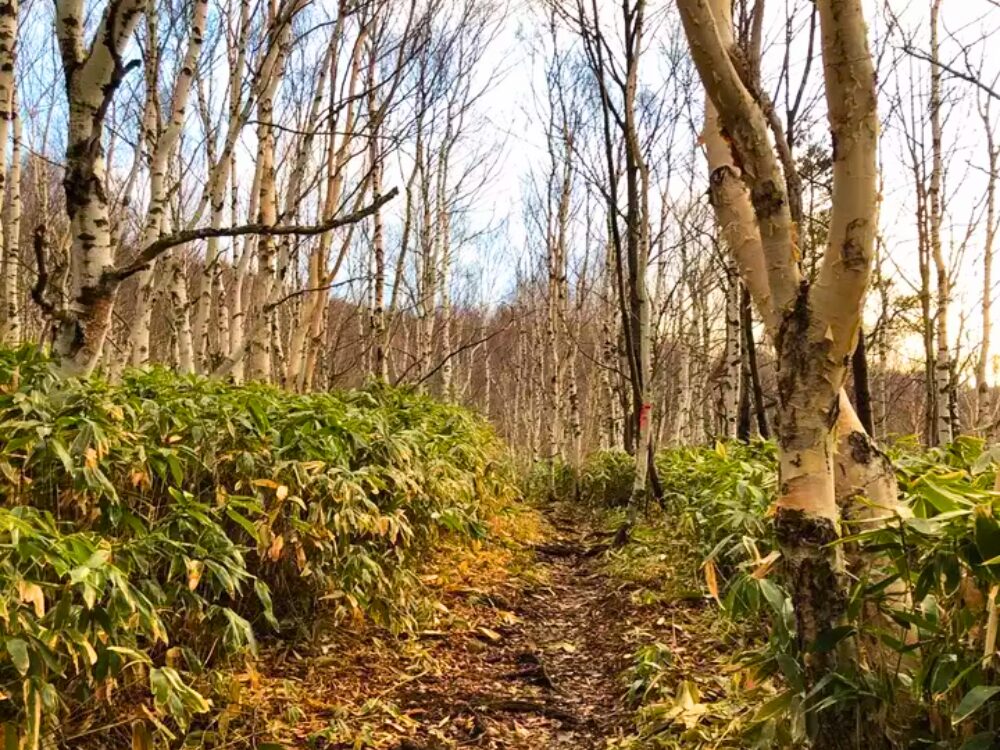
[366, 36, 387, 383]
[128, 0, 207, 367]
[439, 210, 453, 399]
[929, 0, 953, 444]
[168, 252, 194, 375]
[247, 23, 286, 382]
[741, 284, 770, 439]
[2, 86, 20, 345]
[721, 260, 741, 438]
[0, 0, 18, 346]
[851, 329, 875, 435]
[738, 330, 752, 442]
[976, 96, 998, 429]
[671, 310, 692, 445]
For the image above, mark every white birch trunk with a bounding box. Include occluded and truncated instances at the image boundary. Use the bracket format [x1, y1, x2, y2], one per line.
[2, 85, 20, 345]
[0, 0, 19, 345]
[128, 0, 207, 367]
[928, 0, 953, 444]
[54, 0, 145, 376]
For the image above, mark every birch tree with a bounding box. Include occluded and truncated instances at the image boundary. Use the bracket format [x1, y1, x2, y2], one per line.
[975, 84, 999, 428]
[679, 0, 893, 741]
[0, 0, 17, 346]
[928, 0, 955, 444]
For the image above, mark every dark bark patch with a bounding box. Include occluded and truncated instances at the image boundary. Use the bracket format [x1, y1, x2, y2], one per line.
[750, 179, 785, 218]
[847, 431, 874, 466]
[774, 507, 839, 548]
[825, 392, 841, 429]
[841, 219, 869, 271]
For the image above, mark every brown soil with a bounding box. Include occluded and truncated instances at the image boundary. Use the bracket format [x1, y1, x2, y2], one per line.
[246, 505, 667, 749]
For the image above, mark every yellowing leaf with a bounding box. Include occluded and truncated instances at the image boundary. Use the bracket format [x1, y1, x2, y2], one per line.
[275, 485, 289, 501]
[752, 550, 782, 579]
[703, 560, 720, 603]
[186, 560, 204, 591]
[17, 582, 44, 618]
[268, 535, 285, 562]
[79, 638, 98, 666]
[252, 479, 279, 489]
[476, 627, 503, 643]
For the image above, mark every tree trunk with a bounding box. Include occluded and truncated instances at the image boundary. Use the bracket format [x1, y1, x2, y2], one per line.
[721, 260, 741, 438]
[851, 329, 875, 436]
[741, 284, 770, 439]
[168, 252, 194, 375]
[976, 95, 998, 430]
[681, 0, 885, 741]
[128, 0, 207, 368]
[738, 332, 752, 442]
[2, 85, 20, 345]
[928, 0, 953, 444]
[0, 0, 18, 346]
[53, 0, 145, 376]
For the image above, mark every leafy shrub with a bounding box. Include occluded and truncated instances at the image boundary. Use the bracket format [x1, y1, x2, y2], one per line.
[616, 437, 1000, 748]
[0, 346, 514, 745]
[843, 435, 1000, 746]
[522, 458, 577, 502]
[579, 450, 635, 506]
[654, 441, 776, 579]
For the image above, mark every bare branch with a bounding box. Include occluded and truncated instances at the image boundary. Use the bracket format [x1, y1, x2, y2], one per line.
[900, 43, 1000, 101]
[110, 187, 401, 283]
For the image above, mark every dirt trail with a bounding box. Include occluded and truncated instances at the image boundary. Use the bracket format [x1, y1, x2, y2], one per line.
[254, 505, 671, 749]
[245, 507, 732, 750]
[389, 509, 638, 749]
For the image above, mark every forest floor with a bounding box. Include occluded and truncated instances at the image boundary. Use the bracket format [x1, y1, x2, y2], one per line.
[243, 502, 746, 750]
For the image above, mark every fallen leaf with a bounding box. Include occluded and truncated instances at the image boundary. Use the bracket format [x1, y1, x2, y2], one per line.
[476, 627, 503, 643]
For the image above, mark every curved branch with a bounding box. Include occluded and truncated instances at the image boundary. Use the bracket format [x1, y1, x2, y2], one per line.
[109, 187, 400, 283]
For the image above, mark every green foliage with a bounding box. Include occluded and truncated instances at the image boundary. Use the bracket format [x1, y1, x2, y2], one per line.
[841, 434, 1000, 746]
[613, 437, 1000, 748]
[580, 450, 635, 506]
[625, 642, 674, 707]
[0, 346, 514, 744]
[522, 458, 577, 502]
[653, 441, 776, 579]
[523, 450, 634, 507]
